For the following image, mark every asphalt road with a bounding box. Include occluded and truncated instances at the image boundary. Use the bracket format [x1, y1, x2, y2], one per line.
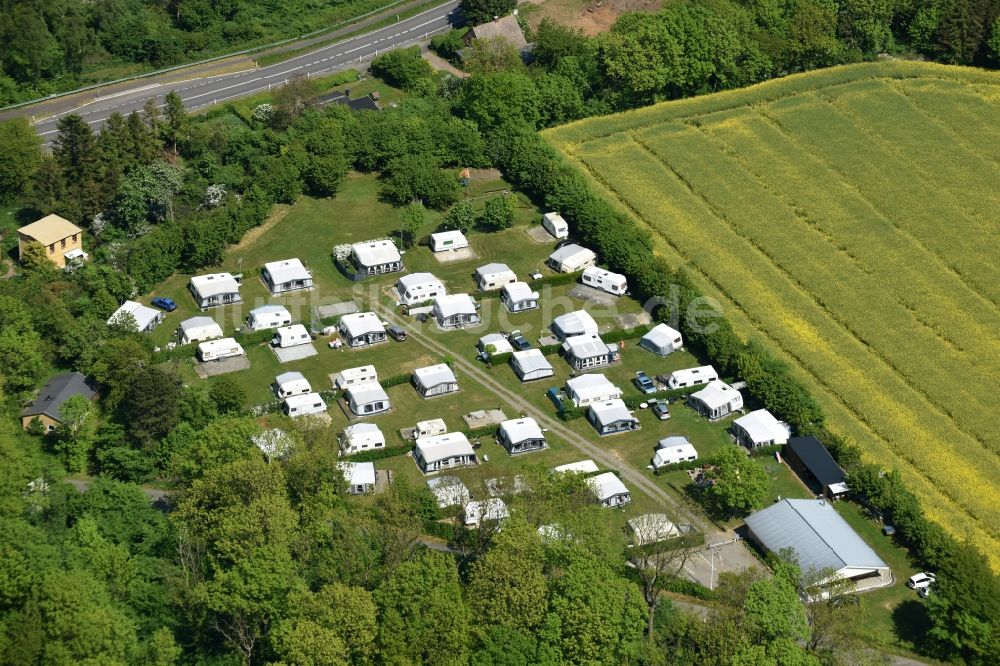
[28, 0, 461, 140]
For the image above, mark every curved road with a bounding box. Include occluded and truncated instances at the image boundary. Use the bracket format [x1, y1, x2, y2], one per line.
[29, 1, 461, 140]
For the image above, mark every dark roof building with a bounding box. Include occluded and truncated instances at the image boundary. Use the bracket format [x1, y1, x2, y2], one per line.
[784, 436, 847, 498]
[20, 372, 98, 432]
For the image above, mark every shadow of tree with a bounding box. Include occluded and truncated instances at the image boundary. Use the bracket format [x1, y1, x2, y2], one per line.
[892, 598, 931, 649]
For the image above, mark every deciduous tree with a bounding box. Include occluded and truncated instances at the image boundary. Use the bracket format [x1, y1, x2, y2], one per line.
[0, 118, 42, 203]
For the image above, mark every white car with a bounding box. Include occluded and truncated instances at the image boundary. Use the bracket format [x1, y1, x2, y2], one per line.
[906, 572, 936, 590]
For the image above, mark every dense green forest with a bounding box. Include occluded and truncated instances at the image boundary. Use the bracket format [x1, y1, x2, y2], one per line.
[1, 0, 999, 104]
[1, 0, 999, 662]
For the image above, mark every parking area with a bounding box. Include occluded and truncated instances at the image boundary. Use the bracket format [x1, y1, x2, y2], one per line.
[194, 356, 251, 378]
[272, 343, 318, 363]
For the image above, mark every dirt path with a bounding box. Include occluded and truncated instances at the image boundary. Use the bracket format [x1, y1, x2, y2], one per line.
[423, 50, 468, 78]
[229, 204, 291, 253]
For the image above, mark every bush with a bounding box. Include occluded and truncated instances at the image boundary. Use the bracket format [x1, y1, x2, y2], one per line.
[429, 29, 468, 60]
[463, 424, 500, 440]
[750, 443, 783, 459]
[344, 444, 412, 462]
[234, 328, 275, 346]
[370, 46, 434, 90]
[663, 577, 716, 601]
[528, 271, 581, 288]
[381, 373, 412, 388]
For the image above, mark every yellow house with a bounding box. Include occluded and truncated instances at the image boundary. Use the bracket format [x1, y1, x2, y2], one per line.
[17, 214, 87, 268]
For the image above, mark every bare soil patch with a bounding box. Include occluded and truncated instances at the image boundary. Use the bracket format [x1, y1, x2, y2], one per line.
[525, 0, 662, 36]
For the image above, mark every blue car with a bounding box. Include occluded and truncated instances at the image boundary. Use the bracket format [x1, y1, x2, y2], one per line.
[151, 296, 177, 312]
[634, 371, 656, 394]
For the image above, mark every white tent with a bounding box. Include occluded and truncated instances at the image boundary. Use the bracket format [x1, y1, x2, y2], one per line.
[640, 323, 683, 356]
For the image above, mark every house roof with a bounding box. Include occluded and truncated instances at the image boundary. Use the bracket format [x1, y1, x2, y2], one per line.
[562, 334, 610, 359]
[475, 263, 515, 279]
[352, 239, 400, 266]
[787, 436, 845, 488]
[469, 15, 528, 49]
[397, 272, 444, 291]
[179, 316, 221, 333]
[190, 273, 241, 299]
[427, 475, 470, 507]
[340, 312, 386, 338]
[275, 371, 309, 388]
[512, 349, 552, 373]
[18, 214, 82, 245]
[108, 300, 161, 331]
[503, 281, 538, 302]
[553, 459, 599, 474]
[587, 472, 629, 501]
[414, 363, 457, 388]
[433, 293, 476, 318]
[500, 417, 544, 444]
[690, 380, 741, 411]
[338, 461, 376, 487]
[548, 244, 595, 266]
[745, 499, 888, 575]
[552, 310, 599, 337]
[21, 372, 97, 421]
[734, 409, 788, 444]
[566, 373, 619, 399]
[284, 392, 326, 410]
[342, 422, 385, 445]
[641, 323, 682, 349]
[264, 258, 310, 284]
[416, 432, 474, 463]
[464, 498, 510, 523]
[479, 333, 514, 355]
[589, 399, 635, 426]
[346, 381, 389, 405]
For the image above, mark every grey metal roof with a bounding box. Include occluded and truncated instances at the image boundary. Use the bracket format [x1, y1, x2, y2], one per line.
[21, 372, 97, 421]
[745, 499, 888, 575]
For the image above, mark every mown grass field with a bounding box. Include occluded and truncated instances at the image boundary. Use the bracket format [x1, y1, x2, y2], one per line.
[545, 62, 1000, 570]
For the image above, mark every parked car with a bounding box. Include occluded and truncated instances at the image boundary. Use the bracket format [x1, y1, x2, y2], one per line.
[906, 573, 936, 590]
[634, 371, 656, 394]
[652, 400, 670, 420]
[509, 330, 531, 350]
[918, 586, 933, 599]
[151, 296, 177, 312]
[387, 325, 407, 341]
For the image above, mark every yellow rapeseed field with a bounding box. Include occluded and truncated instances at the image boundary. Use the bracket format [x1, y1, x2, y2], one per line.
[545, 62, 1000, 570]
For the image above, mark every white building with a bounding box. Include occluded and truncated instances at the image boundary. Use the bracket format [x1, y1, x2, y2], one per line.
[427, 475, 470, 507]
[396, 273, 446, 306]
[547, 244, 596, 273]
[498, 417, 546, 455]
[628, 514, 682, 546]
[432, 294, 479, 329]
[581, 266, 627, 295]
[565, 374, 621, 408]
[108, 301, 164, 333]
[283, 392, 327, 417]
[542, 212, 568, 239]
[640, 323, 683, 356]
[587, 399, 640, 436]
[562, 334, 617, 371]
[415, 418, 447, 438]
[688, 380, 744, 420]
[189, 273, 242, 308]
[412, 364, 459, 398]
[351, 239, 402, 276]
[345, 381, 390, 416]
[334, 365, 378, 390]
[262, 258, 312, 294]
[510, 349, 554, 382]
[732, 409, 790, 449]
[551, 310, 599, 340]
[474, 263, 517, 291]
[430, 230, 469, 253]
[178, 316, 223, 345]
[272, 324, 311, 348]
[338, 461, 376, 494]
[463, 498, 510, 526]
[587, 472, 631, 508]
[553, 460, 599, 475]
[197, 338, 244, 362]
[339, 312, 388, 347]
[665, 365, 719, 390]
[745, 499, 892, 592]
[339, 422, 386, 455]
[479, 333, 514, 357]
[245, 304, 291, 331]
[414, 432, 477, 473]
[501, 281, 539, 312]
[652, 436, 698, 469]
[273, 371, 312, 399]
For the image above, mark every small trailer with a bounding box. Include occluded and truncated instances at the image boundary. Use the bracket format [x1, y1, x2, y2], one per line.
[542, 212, 569, 239]
[283, 392, 328, 417]
[197, 338, 245, 362]
[581, 266, 627, 295]
[272, 324, 311, 348]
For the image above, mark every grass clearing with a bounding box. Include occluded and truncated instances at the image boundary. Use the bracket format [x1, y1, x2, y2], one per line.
[545, 62, 1000, 570]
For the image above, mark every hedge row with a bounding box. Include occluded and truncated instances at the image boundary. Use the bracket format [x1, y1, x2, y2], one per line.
[529, 271, 582, 288]
[462, 424, 501, 440]
[234, 328, 276, 346]
[151, 342, 198, 364]
[381, 373, 413, 389]
[345, 444, 413, 463]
